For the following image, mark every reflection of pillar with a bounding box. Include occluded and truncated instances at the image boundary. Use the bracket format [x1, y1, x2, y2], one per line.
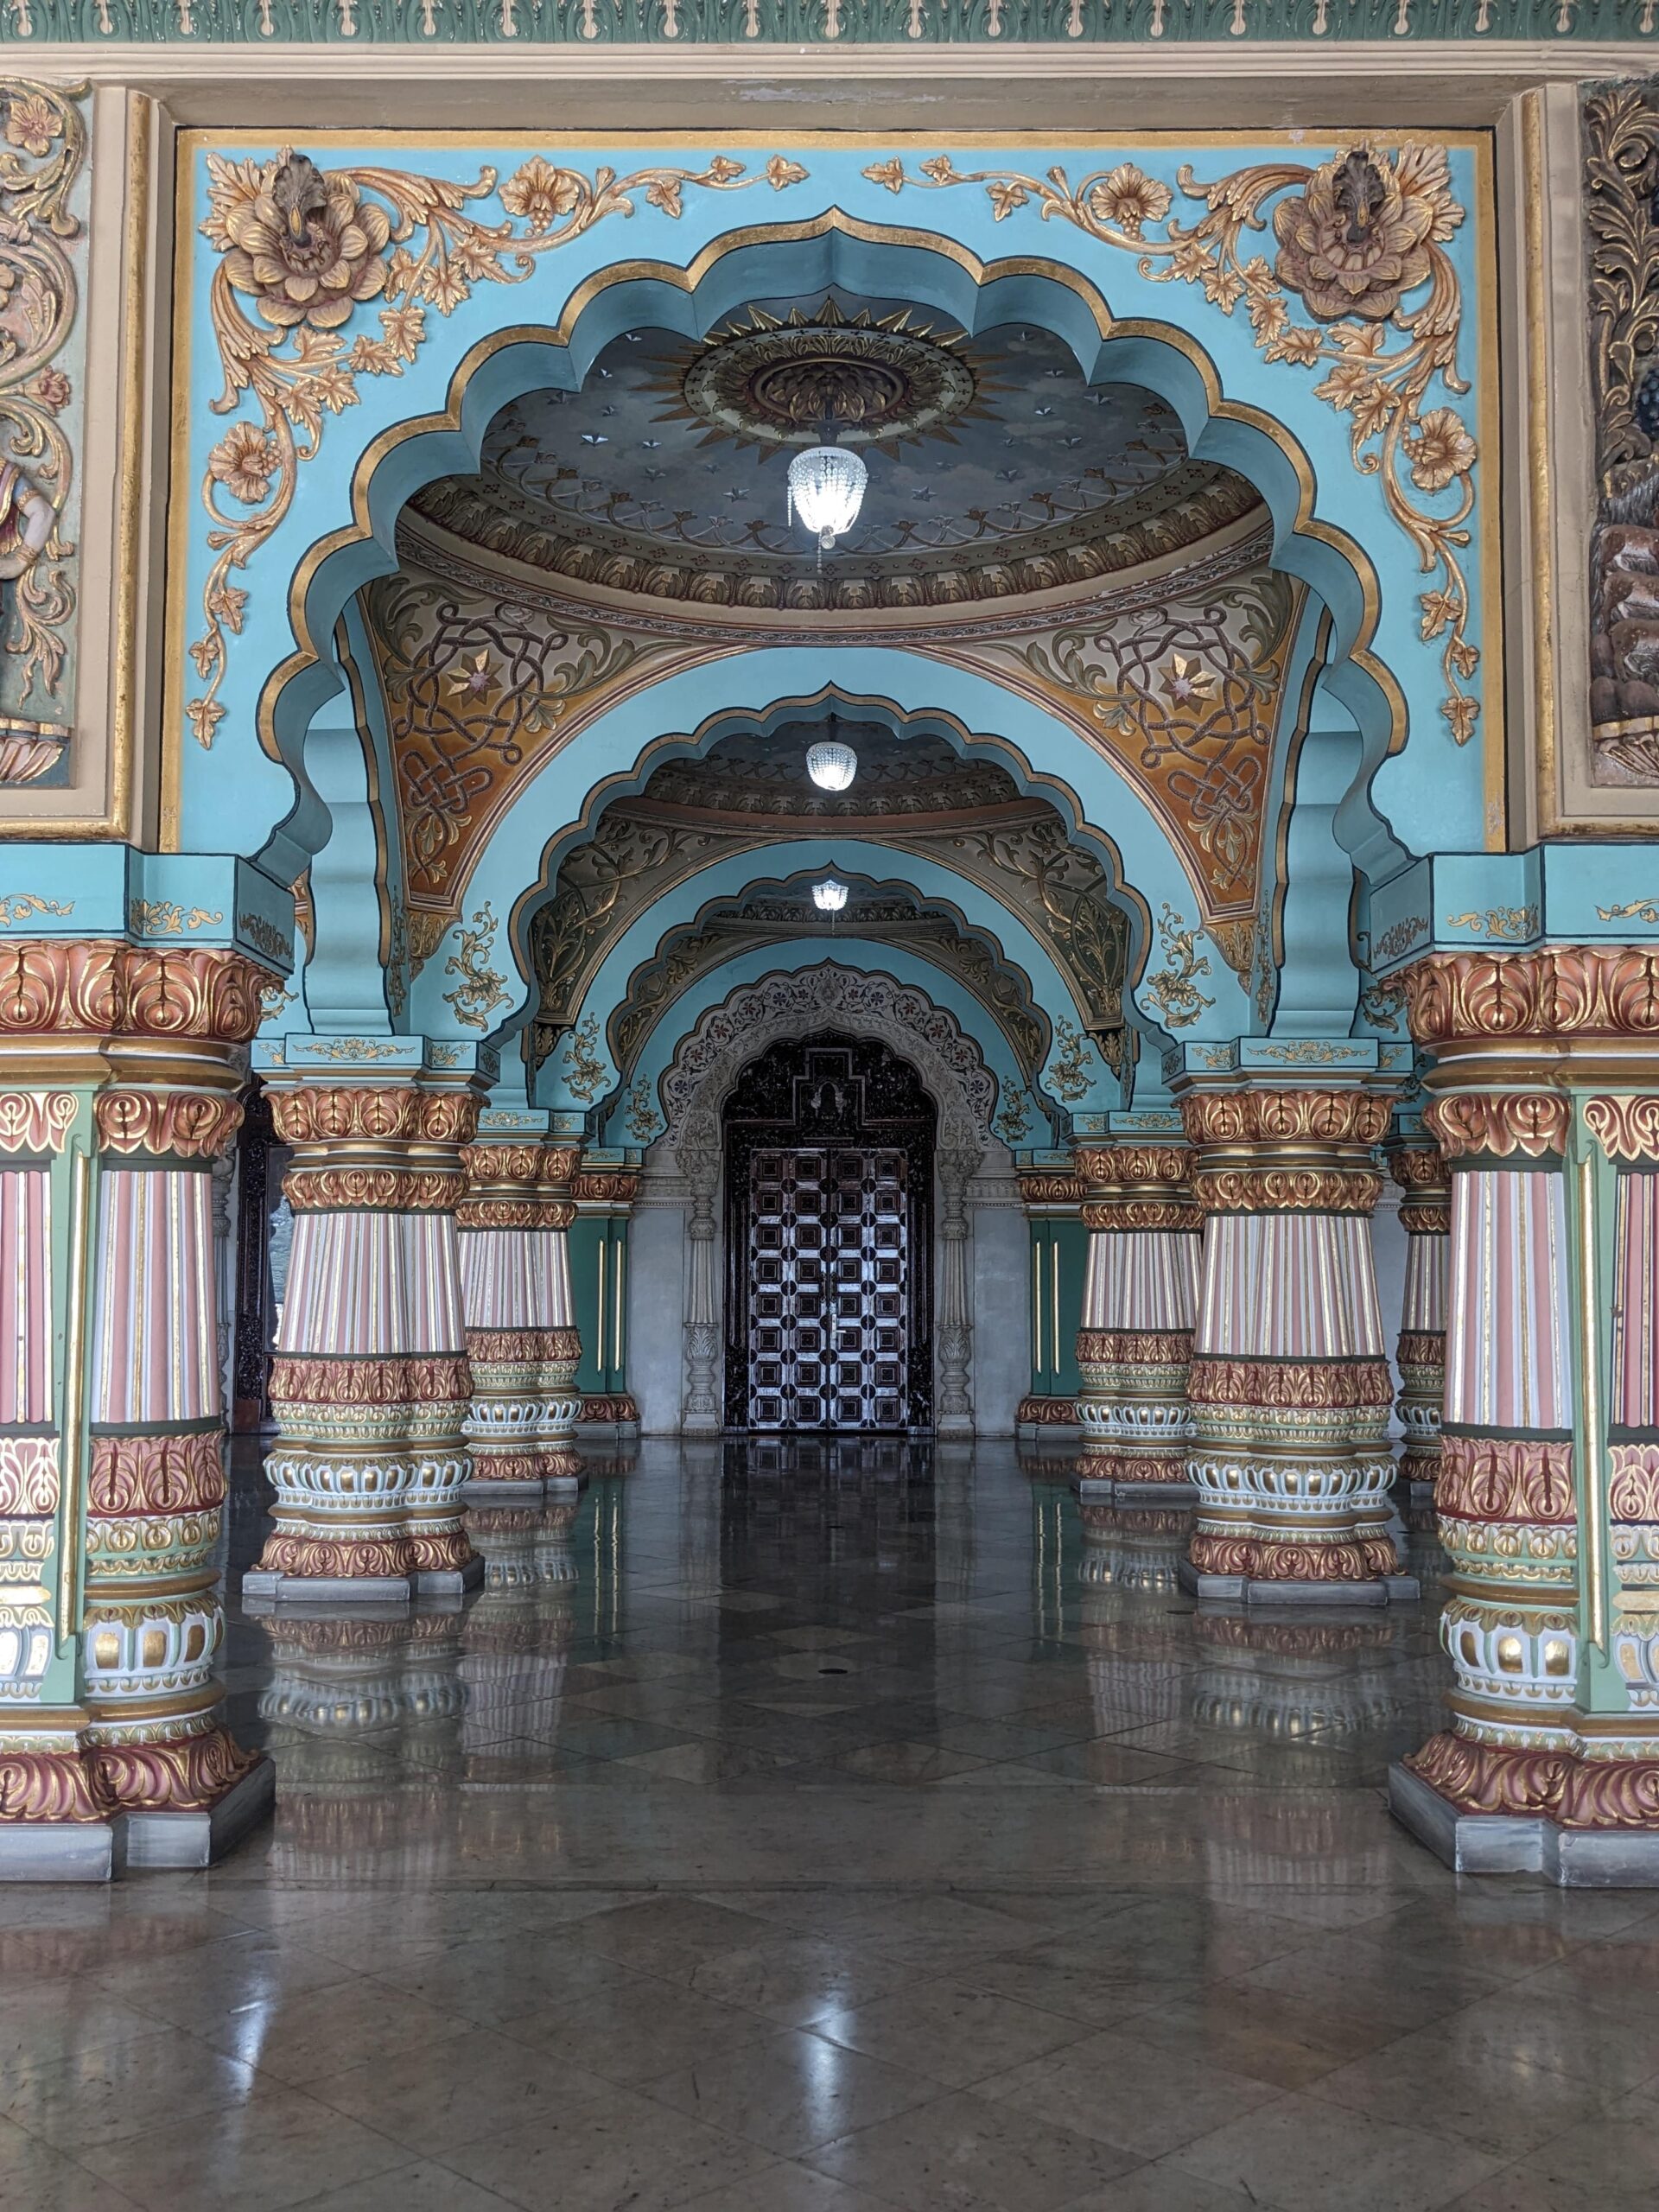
[570, 1163, 641, 1428]
[249, 1058, 483, 1602]
[458, 1139, 582, 1494]
[680, 1145, 721, 1438]
[1390, 944, 1659, 1880]
[1387, 1135, 1450, 1510]
[937, 1147, 979, 1439]
[1014, 1166, 1086, 1433]
[0, 934, 276, 1878]
[1073, 1145, 1201, 1500]
[1180, 1084, 1415, 1604]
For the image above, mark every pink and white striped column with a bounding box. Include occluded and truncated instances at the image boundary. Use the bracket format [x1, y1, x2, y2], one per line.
[1179, 1084, 1412, 1603]
[248, 1072, 483, 1603]
[1073, 1146, 1201, 1500]
[458, 1140, 582, 1495]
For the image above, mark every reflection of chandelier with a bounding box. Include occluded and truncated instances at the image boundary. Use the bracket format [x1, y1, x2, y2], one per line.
[812, 878, 849, 914]
[787, 443, 868, 551]
[805, 737, 857, 792]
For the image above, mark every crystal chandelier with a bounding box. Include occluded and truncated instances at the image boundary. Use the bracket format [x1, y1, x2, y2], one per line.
[787, 443, 868, 551]
[813, 879, 849, 914]
[805, 737, 857, 792]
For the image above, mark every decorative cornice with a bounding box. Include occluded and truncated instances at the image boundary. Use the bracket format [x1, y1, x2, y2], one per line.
[284, 1164, 465, 1213]
[1015, 1172, 1086, 1208]
[1424, 1090, 1570, 1162]
[1190, 1165, 1382, 1215]
[570, 1168, 642, 1206]
[94, 1090, 245, 1161]
[1404, 946, 1659, 1050]
[0, 943, 273, 1046]
[11, 2, 1647, 41]
[270, 1085, 479, 1147]
[1181, 1088, 1392, 1149]
[1586, 1093, 1659, 1162]
[1082, 1198, 1203, 1230]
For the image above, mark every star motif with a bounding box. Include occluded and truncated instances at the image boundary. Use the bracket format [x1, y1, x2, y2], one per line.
[1160, 654, 1219, 706]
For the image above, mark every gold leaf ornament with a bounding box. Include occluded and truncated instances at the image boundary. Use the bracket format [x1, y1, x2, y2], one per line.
[188, 146, 807, 749]
[861, 139, 1479, 748]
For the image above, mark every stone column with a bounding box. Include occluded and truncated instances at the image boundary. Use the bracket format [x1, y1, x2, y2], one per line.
[679, 1143, 721, 1439]
[246, 1053, 484, 1605]
[1014, 1166, 1085, 1435]
[458, 1139, 582, 1497]
[1073, 1144, 1202, 1502]
[0, 935, 277, 1879]
[1389, 944, 1659, 1881]
[571, 1164, 641, 1429]
[936, 1146, 979, 1440]
[1388, 1134, 1451, 1513]
[1179, 1084, 1416, 1605]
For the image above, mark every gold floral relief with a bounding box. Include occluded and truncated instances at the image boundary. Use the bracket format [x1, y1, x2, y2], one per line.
[0, 79, 87, 783]
[188, 144, 807, 750]
[867, 143, 1479, 746]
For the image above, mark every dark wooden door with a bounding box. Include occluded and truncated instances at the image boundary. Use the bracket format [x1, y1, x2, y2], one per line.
[724, 1034, 934, 1433]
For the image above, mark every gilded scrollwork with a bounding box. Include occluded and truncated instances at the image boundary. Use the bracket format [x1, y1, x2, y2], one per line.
[559, 1012, 607, 1103]
[1141, 902, 1214, 1030]
[442, 900, 512, 1033]
[188, 145, 807, 751]
[0, 79, 86, 783]
[1044, 1017, 1095, 1103]
[865, 143, 1478, 744]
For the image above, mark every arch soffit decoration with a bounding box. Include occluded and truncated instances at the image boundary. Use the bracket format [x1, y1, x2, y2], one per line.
[168, 147, 1487, 887]
[660, 963, 996, 1170]
[588, 865, 1077, 1101]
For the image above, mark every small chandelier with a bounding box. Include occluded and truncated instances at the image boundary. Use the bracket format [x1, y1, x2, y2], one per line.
[813, 878, 849, 914]
[805, 736, 857, 792]
[787, 443, 868, 551]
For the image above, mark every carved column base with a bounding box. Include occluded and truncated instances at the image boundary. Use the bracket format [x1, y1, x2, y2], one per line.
[1181, 1356, 1414, 1602]
[1016, 1395, 1077, 1429]
[1392, 1732, 1659, 1885]
[0, 1726, 273, 1881]
[581, 1393, 640, 1427]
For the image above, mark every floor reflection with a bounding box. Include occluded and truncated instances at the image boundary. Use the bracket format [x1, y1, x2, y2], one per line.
[219, 1439, 1452, 1887]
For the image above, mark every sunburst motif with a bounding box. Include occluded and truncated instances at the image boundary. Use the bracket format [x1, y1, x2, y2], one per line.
[645, 296, 1006, 461]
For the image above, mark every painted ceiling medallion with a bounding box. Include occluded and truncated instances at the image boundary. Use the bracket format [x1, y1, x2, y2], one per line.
[677, 301, 982, 454]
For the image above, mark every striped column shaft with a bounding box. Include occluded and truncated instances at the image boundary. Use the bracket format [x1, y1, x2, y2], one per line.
[1389, 1143, 1452, 1504]
[254, 1082, 478, 1592]
[459, 1142, 582, 1489]
[1074, 1146, 1200, 1497]
[1403, 1090, 1583, 1804]
[0, 939, 276, 1838]
[1182, 1084, 1403, 1592]
[85, 1086, 263, 1814]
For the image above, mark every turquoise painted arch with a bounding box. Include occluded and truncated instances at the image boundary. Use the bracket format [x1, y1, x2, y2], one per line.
[173, 143, 1485, 887]
[526, 844, 1121, 1122]
[588, 940, 1032, 1148]
[405, 655, 1255, 1052]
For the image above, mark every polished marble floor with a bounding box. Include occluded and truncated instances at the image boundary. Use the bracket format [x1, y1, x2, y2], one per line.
[3, 1440, 1656, 2212]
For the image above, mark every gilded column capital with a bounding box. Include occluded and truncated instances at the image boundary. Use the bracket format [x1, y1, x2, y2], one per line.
[1179, 1083, 1390, 1216]
[269, 1080, 480, 1213]
[1075, 1142, 1199, 1230]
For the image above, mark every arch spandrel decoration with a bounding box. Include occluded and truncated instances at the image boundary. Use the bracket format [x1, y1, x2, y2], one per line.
[659, 963, 995, 1165]
[168, 132, 1498, 888]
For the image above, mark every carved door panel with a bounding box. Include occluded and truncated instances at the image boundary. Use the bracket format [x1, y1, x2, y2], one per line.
[723, 1033, 934, 1433]
[746, 1147, 908, 1431]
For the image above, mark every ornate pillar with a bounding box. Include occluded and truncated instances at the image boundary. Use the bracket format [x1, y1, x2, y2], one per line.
[570, 1160, 641, 1430]
[1072, 1144, 1202, 1501]
[1179, 1084, 1416, 1605]
[679, 1141, 721, 1439]
[1388, 1130, 1451, 1512]
[936, 1147, 979, 1440]
[1390, 944, 1659, 1881]
[245, 1048, 485, 1605]
[1014, 1166, 1086, 1435]
[458, 1136, 583, 1496]
[0, 931, 279, 1878]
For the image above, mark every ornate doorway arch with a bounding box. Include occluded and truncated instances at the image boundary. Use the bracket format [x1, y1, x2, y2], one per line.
[722, 1031, 937, 1434]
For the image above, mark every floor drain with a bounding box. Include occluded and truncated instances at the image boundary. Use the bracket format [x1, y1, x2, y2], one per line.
[818, 1665, 850, 1675]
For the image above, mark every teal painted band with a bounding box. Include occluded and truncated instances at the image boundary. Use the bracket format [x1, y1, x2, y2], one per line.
[10, 0, 1653, 37]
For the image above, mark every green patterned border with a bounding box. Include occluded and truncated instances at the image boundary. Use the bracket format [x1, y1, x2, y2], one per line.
[6, 0, 1657, 43]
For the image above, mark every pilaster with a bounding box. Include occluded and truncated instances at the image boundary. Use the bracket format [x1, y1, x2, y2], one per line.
[569, 1160, 641, 1432]
[1178, 1077, 1417, 1606]
[1387, 1127, 1451, 1512]
[245, 1039, 487, 1606]
[1014, 1165, 1085, 1438]
[1071, 1143, 1201, 1502]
